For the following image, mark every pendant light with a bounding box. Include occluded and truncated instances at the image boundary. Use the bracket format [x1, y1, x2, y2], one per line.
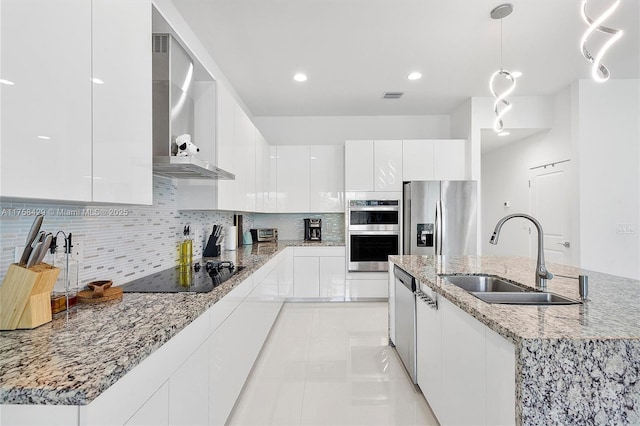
[580, 0, 623, 82]
[489, 3, 517, 133]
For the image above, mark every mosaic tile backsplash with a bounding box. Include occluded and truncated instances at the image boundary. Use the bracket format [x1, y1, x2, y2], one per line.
[0, 176, 253, 285]
[253, 213, 345, 242]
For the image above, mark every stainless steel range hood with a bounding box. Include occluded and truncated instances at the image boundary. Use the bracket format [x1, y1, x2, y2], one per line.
[152, 34, 234, 180]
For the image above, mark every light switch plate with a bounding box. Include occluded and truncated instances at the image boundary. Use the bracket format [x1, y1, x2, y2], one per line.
[73, 240, 84, 263]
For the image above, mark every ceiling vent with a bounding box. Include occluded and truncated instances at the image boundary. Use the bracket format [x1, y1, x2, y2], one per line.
[383, 92, 403, 99]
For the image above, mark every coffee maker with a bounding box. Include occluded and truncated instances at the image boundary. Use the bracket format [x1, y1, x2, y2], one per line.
[304, 218, 322, 241]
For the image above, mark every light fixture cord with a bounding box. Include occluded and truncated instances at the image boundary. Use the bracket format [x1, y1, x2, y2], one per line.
[500, 18, 503, 70]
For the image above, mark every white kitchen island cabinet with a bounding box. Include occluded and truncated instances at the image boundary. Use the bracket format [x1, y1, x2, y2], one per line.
[415, 288, 516, 426]
[0, 0, 152, 204]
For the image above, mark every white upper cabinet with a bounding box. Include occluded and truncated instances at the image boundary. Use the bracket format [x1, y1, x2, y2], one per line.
[92, 0, 152, 204]
[235, 104, 256, 212]
[345, 140, 374, 191]
[345, 140, 402, 192]
[276, 146, 310, 213]
[403, 139, 467, 181]
[254, 130, 268, 212]
[0, 0, 92, 202]
[374, 140, 403, 191]
[216, 83, 235, 211]
[0, 0, 152, 204]
[310, 145, 344, 212]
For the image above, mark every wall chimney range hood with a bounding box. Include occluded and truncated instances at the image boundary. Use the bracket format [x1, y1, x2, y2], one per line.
[152, 33, 234, 180]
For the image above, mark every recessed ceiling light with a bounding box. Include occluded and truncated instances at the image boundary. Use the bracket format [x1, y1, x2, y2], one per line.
[498, 131, 511, 136]
[37, 135, 51, 140]
[511, 71, 522, 78]
[0, 79, 15, 86]
[91, 77, 104, 85]
[408, 72, 422, 80]
[293, 73, 307, 82]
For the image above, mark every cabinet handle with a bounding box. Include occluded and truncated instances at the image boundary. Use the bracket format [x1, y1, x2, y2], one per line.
[415, 290, 438, 310]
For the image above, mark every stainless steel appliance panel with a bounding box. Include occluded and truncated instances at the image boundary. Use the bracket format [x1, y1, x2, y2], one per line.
[440, 181, 477, 256]
[347, 199, 400, 272]
[403, 181, 477, 256]
[348, 231, 399, 271]
[394, 266, 417, 384]
[403, 181, 439, 255]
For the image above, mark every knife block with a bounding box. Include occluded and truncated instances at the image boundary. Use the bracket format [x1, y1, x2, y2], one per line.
[0, 263, 59, 330]
[203, 235, 221, 257]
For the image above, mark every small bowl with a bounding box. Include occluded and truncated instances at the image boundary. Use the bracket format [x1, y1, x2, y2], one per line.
[87, 280, 113, 298]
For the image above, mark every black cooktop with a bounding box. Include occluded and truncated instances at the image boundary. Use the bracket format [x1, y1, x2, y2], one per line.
[121, 261, 244, 293]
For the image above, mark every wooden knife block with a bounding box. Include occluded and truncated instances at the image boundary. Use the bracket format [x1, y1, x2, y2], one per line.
[0, 263, 60, 330]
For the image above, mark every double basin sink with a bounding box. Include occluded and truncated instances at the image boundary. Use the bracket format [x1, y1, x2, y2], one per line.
[440, 275, 581, 305]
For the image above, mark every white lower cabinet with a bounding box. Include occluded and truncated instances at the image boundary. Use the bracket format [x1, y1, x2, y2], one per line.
[278, 247, 294, 298]
[440, 297, 486, 425]
[486, 327, 516, 425]
[416, 287, 442, 417]
[125, 382, 169, 426]
[293, 256, 320, 297]
[415, 294, 516, 425]
[168, 342, 210, 426]
[319, 256, 346, 298]
[292, 247, 346, 299]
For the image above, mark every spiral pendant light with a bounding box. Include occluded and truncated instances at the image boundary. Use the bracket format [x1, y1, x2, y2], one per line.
[489, 4, 517, 133]
[580, 0, 623, 82]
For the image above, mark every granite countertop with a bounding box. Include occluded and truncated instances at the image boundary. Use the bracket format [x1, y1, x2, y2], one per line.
[0, 240, 343, 406]
[391, 255, 640, 424]
[389, 255, 640, 343]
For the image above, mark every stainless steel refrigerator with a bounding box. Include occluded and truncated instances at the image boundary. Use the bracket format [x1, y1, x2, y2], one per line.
[403, 181, 477, 255]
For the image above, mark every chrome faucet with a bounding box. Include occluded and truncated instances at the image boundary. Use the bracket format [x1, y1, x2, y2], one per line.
[489, 214, 553, 288]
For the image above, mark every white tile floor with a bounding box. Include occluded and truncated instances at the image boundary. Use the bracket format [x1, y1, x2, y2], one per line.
[227, 302, 439, 426]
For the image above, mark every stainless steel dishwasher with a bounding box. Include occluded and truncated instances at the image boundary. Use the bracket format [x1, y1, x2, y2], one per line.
[394, 265, 417, 384]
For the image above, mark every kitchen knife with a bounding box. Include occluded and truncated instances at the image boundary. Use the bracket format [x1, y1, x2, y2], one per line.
[19, 215, 44, 265]
[32, 233, 53, 266]
[23, 231, 45, 267]
[26, 232, 48, 268]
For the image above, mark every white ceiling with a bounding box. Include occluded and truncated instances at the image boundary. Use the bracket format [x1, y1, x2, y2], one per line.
[170, 0, 639, 118]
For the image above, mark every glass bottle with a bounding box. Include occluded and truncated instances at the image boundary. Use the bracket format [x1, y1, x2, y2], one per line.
[180, 225, 193, 267]
[50, 233, 79, 313]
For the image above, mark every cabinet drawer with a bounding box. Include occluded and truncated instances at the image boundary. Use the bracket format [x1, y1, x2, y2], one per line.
[293, 246, 345, 257]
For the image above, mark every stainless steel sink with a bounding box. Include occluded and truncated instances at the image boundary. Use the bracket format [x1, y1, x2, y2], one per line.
[440, 274, 581, 305]
[440, 274, 529, 293]
[471, 292, 581, 305]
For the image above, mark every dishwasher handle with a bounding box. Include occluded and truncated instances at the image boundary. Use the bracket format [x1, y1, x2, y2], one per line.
[394, 265, 416, 292]
[416, 289, 438, 310]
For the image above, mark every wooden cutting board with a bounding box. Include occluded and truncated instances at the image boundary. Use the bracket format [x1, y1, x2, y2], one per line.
[78, 287, 123, 304]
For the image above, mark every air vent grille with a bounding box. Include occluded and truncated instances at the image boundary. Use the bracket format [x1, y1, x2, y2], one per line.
[383, 92, 404, 99]
[152, 35, 169, 53]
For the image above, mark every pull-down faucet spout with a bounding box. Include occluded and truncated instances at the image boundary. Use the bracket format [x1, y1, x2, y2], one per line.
[489, 213, 553, 288]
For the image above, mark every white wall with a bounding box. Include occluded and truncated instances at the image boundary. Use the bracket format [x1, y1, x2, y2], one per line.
[481, 80, 640, 280]
[577, 79, 640, 279]
[482, 87, 575, 260]
[253, 115, 450, 145]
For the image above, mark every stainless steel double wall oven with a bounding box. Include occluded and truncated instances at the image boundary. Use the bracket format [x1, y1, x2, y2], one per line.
[347, 199, 400, 272]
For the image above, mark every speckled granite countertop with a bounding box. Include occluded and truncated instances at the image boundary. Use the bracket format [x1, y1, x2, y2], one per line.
[0, 240, 343, 406]
[389, 255, 640, 342]
[390, 255, 640, 425]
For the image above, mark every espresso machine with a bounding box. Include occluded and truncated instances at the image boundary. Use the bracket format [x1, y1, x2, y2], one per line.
[304, 218, 322, 241]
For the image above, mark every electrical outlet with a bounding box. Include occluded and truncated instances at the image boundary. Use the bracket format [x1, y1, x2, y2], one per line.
[616, 224, 635, 234]
[73, 239, 84, 263]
